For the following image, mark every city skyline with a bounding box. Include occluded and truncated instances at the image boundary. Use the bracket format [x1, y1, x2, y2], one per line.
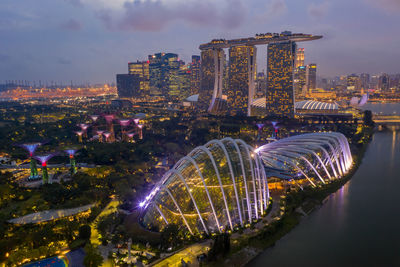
[1, 0, 400, 83]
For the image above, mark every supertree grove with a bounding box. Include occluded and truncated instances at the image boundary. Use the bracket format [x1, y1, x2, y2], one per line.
[137, 124, 143, 139]
[75, 131, 84, 143]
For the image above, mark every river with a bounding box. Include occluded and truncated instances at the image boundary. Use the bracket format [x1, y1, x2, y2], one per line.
[249, 105, 400, 267]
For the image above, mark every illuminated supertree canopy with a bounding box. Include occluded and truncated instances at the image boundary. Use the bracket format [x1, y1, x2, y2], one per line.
[65, 149, 78, 158]
[127, 132, 135, 138]
[19, 142, 42, 157]
[90, 115, 99, 122]
[75, 131, 84, 136]
[256, 123, 264, 130]
[119, 119, 131, 127]
[137, 124, 143, 129]
[96, 130, 105, 135]
[78, 123, 89, 131]
[103, 132, 111, 139]
[133, 118, 140, 125]
[104, 114, 115, 124]
[35, 153, 57, 167]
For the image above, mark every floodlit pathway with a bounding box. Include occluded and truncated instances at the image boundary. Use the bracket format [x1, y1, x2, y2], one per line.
[8, 204, 95, 224]
[152, 240, 212, 267]
[90, 197, 120, 246]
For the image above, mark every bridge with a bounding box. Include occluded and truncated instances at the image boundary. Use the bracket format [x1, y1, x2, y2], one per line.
[373, 115, 400, 124]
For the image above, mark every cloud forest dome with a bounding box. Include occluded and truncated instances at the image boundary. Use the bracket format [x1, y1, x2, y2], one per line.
[255, 132, 353, 187]
[141, 138, 269, 235]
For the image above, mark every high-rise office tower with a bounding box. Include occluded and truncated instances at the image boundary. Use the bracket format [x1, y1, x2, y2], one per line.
[360, 73, 370, 90]
[295, 48, 305, 68]
[190, 55, 201, 95]
[379, 73, 390, 91]
[116, 74, 141, 98]
[128, 61, 150, 97]
[347, 74, 360, 91]
[294, 66, 307, 99]
[306, 64, 317, 94]
[177, 64, 191, 100]
[227, 45, 257, 116]
[266, 41, 296, 118]
[148, 53, 180, 99]
[198, 48, 225, 113]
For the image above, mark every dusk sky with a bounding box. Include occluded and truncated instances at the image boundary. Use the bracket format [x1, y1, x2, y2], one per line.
[1, 0, 399, 84]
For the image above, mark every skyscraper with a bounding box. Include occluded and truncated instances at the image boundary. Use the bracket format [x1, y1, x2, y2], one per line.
[294, 66, 307, 99]
[128, 61, 150, 97]
[148, 53, 180, 99]
[190, 55, 201, 95]
[116, 74, 141, 98]
[198, 48, 225, 113]
[266, 41, 296, 118]
[306, 64, 317, 94]
[227, 45, 256, 116]
[177, 64, 191, 100]
[347, 74, 360, 91]
[295, 48, 305, 68]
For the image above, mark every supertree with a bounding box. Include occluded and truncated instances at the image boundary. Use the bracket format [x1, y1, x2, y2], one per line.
[96, 130, 105, 142]
[77, 123, 90, 138]
[126, 132, 136, 142]
[271, 121, 279, 139]
[133, 118, 140, 125]
[119, 119, 131, 141]
[19, 143, 43, 180]
[65, 149, 78, 175]
[256, 123, 265, 141]
[75, 131, 84, 143]
[34, 153, 57, 184]
[90, 115, 99, 123]
[103, 132, 112, 142]
[137, 124, 143, 139]
[103, 115, 115, 141]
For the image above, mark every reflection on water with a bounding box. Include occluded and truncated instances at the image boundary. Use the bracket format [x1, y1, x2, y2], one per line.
[362, 102, 400, 115]
[248, 128, 400, 267]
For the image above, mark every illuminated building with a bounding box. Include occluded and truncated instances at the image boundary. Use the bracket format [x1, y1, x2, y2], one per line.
[177, 65, 192, 100]
[360, 73, 370, 90]
[116, 74, 141, 98]
[190, 55, 201, 95]
[295, 48, 305, 68]
[227, 45, 256, 116]
[306, 64, 317, 94]
[379, 73, 390, 91]
[347, 74, 360, 91]
[294, 66, 307, 100]
[198, 32, 322, 116]
[148, 53, 180, 99]
[198, 48, 226, 113]
[266, 41, 296, 118]
[128, 61, 150, 96]
[141, 132, 352, 234]
[141, 138, 270, 234]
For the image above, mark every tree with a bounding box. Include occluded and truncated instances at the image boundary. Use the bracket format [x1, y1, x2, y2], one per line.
[83, 243, 103, 267]
[79, 225, 92, 240]
[363, 110, 374, 127]
[160, 224, 183, 250]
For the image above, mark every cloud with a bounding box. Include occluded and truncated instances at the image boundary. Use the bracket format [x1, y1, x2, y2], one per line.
[57, 58, 72, 65]
[63, 0, 83, 7]
[256, 0, 287, 22]
[59, 19, 83, 31]
[89, 0, 247, 32]
[308, 2, 330, 20]
[364, 0, 400, 14]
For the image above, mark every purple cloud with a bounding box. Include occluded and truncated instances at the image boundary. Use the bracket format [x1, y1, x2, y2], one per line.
[364, 0, 400, 14]
[96, 0, 247, 32]
[60, 19, 83, 31]
[308, 2, 330, 20]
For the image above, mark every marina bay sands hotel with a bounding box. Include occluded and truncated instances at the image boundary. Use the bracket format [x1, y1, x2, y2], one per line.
[198, 31, 322, 117]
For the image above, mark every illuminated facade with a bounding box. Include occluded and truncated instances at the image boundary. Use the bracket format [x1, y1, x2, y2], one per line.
[295, 48, 305, 68]
[148, 53, 180, 99]
[116, 74, 141, 98]
[198, 32, 322, 116]
[256, 132, 353, 187]
[227, 45, 256, 116]
[266, 41, 296, 118]
[142, 138, 269, 234]
[294, 66, 307, 100]
[306, 64, 317, 94]
[190, 55, 201, 95]
[128, 61, 150, 96]
[198, 48, 225, 113]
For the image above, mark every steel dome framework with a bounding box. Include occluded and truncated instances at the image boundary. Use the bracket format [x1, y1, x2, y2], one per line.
[256, 132, 352, 187]
[142, 138, 269, 235]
